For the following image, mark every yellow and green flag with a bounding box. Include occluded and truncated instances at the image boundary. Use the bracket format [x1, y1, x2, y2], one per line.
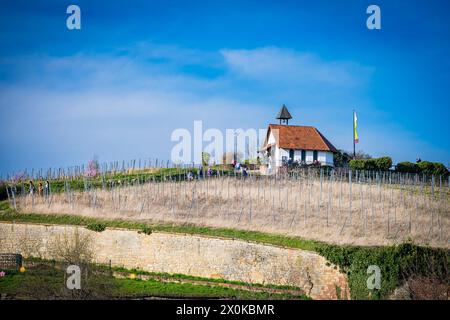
[353, 111, 359, 143]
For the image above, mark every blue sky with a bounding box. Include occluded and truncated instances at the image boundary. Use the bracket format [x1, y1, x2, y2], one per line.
[0, 0, 449, 174]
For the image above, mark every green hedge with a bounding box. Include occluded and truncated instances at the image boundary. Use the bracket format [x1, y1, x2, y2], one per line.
[348, 160, 365, 170]
[415, 161, 448, 177]
[374, 157, 393, 171]
[349, 157, 392, 171]
[396, 162, 420, 173]
[316, 242, 449, 300]
[430, 162, 449, 177]
[417, 161, 436, 175]
[395, 161, 448, 176]
[363, 159, 377, 171]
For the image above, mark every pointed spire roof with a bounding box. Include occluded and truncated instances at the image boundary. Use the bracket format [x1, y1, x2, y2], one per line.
[276, 104, 292, 124]
[276, 104, 292, 120]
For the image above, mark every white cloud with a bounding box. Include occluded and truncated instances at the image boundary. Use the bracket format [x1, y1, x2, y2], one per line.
[221, 47, 373, 87]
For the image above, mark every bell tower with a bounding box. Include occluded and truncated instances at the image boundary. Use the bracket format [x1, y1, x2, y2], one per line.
[276, 104, 292, 125]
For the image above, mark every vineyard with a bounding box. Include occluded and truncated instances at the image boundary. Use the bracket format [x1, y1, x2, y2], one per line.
[7, 166, 449, 248]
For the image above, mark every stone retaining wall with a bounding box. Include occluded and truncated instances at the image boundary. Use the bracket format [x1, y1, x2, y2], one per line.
[0, 222, 349, 299]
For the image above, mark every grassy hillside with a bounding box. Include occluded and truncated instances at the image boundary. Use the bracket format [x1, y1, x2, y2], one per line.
[0, 260, 308, 300]
[1, 201, 448, 299]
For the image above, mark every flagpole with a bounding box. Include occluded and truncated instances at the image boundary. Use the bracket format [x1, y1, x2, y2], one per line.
[353, 109, 356, 159]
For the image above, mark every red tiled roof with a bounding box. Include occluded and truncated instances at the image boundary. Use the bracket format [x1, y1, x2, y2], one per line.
[265, 124, 338, 152]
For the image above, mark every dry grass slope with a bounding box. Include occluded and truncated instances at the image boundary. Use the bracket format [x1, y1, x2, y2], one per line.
[16, 172, 450, 248]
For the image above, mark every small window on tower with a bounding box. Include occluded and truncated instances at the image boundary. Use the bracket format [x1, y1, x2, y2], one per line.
[313, 150, 318, 161]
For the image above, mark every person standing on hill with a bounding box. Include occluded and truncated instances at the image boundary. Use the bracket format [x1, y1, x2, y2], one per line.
[29, 180, 35, 195]
[38, 182, 43, 196]
[44, 180, 50, 197]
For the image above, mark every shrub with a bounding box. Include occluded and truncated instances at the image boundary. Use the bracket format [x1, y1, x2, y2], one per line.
[396, 162, 420, 173]
[139, 225, 152, 235]
[363, 159, 377, 171]
[417, 161, 435, 176]
[84, 159, 100, 178]
[416, 161, 449, 177]
[349, 159, 365, 170]
[86, 223, 106, 232]
[316, 242, 450, 300]
[349, 157, 392, 171]
[374, 157, 392, 171]
[432, 162, 449, 177]
[334, 150, 352, 167]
